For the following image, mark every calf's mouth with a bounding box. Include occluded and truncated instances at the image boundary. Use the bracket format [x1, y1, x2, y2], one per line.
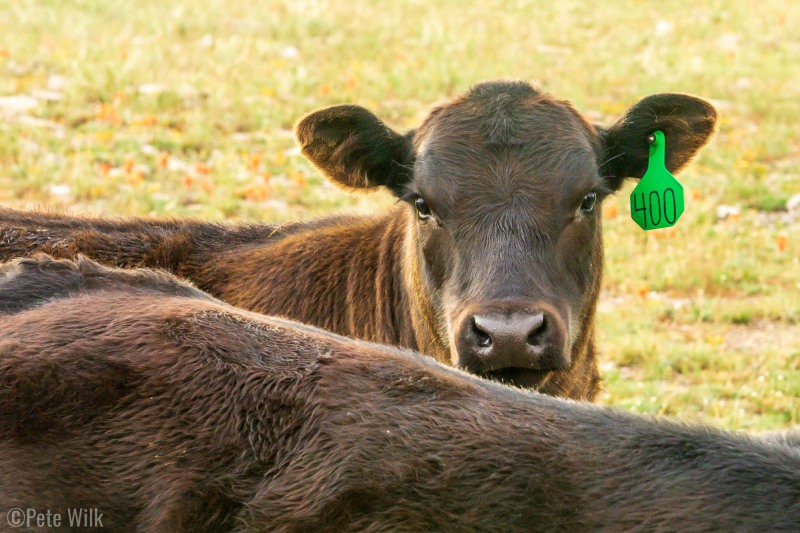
[480, 367, 553, 390]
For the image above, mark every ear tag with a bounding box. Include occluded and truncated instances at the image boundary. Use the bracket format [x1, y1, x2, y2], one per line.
[630, 130, 685, 230]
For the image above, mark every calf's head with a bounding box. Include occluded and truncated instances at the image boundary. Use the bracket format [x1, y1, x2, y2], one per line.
[296, 80, 716, 390]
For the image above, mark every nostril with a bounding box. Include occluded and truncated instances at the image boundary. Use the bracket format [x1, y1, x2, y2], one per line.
[471, 318, 493, 348]
[526, 314, 547, 346]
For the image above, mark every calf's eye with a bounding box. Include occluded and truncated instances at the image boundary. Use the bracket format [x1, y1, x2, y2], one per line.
[415, 197, 432, 220]
[580, 191, 597, 213]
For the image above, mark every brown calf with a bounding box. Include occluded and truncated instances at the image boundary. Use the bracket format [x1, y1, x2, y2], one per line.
[0, 256, 797, 532]
[0, 80, 718, 399]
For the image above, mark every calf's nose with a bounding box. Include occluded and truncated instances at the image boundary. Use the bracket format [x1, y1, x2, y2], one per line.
[454, 304, 569, 374]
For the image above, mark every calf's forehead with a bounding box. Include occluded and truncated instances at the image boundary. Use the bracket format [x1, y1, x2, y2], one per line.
[415, 88, 600, 149]
[413, 99, 602, 208]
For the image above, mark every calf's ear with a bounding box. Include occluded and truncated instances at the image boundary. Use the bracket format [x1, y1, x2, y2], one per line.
[598, 94, 718, 191]
[295, 105, 414, 195]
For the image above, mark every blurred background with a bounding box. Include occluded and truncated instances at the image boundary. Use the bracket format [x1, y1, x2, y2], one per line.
[0, 0, 797, 430]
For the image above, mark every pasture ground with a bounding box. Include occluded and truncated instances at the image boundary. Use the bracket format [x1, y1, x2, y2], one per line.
[1, 0, 797, 430]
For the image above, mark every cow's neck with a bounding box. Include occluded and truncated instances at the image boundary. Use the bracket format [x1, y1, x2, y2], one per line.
[336, 209, 450, 360]
[205, 210, 432, 353]
[398, 217, 452, 364]
[338, 210, 418, 349]
[543, 248, 604, 401]
[545, 322, 600, 401]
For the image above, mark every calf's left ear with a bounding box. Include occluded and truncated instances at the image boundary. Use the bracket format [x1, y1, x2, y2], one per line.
[598, 94, 718, 190]
[295, 105, 414, 195]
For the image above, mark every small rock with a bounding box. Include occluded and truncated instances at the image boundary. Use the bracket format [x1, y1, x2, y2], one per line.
[279, 45, 300, 59]
[47, 75, 67, 91]
[138, 84, 165, 95]
[199, 34, 215, 49]
[17, 116, 65, 132]
[31, 90, 63, 102]
[49, 184, 72, 200]
[787, 193, 800, 213]
[716, 33, 739, 53]
[716, 204, 741, 220]
[654, 20, 675, 35]
[283, 146, 302, 157]
[167, 158, 190, 172]
[0, 95, 39, 115]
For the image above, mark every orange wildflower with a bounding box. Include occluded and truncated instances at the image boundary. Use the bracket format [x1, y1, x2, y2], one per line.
[239, 184, 270, 202]
[96, 103, 121, 125]
[776, 234, 789, 252]
[134, 115, 158, 127]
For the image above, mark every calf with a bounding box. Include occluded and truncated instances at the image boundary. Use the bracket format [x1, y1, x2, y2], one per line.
[0, 256, 797, 532]
[0, 80, 718, 399]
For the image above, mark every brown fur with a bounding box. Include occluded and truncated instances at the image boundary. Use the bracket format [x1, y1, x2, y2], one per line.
[0, 81, 718, 399]
[0, 256, 797, 532]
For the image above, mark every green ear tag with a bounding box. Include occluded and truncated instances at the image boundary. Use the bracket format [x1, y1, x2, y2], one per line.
[629, 130, 685, 230]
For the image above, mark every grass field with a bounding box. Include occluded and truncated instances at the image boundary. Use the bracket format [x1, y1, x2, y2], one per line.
[1, 0, 797, 431]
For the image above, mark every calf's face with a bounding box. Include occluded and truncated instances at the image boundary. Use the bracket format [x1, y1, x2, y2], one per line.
[296, 81, 716, 388]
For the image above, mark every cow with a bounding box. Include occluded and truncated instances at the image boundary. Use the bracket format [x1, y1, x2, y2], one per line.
[0, 256, 797, 532]
[0, 80, 718, 399]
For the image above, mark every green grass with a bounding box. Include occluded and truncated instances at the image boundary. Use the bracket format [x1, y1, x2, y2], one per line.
[1, 0, 798, 431]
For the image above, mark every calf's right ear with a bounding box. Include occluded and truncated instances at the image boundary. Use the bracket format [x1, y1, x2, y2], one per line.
[295, 105, 414, 195]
